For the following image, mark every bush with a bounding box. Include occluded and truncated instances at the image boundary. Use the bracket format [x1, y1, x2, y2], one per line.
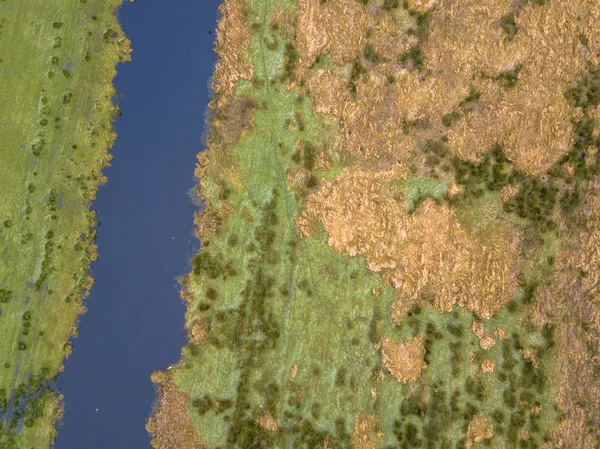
[382, 0, 399, 10]
[0, 289, 11, 303]
[283, 42, 299, 80]
[441, 111, 461, 127]
[349, 59, 367, 94]
[565, 66, 600, 109]
[499, 15, 517, 40]
[400, 47, 424, 71]
[495, 65, 523, 88]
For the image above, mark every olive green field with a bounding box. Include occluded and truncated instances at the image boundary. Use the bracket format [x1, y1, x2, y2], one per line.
[0, 0, 127, 446]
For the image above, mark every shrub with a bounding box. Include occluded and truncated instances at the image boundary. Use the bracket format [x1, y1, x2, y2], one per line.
[205, 287, 219, 301]
[400, 46, 424, 71]
[349, 59, 367, 93]
[283, 42, 299, 80]
[382, 0, 399, 10]
[499, 15, 517, 40]
[0, 289, 11, 303]
[441, 111, 461, 127]
[192, 395, 213, 415]
[565, 66, 600, 109]
[495, 65, 523, 88]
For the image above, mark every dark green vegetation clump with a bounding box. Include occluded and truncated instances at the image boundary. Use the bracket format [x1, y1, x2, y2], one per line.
[399, 10, 430, 72]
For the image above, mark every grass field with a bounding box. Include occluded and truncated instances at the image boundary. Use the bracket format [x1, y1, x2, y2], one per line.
[147, 0, 598, 447]
[0, 0, 127, 446]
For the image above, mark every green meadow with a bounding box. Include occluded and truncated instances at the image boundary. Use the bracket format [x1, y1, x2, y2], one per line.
[0, 0, 126, 445]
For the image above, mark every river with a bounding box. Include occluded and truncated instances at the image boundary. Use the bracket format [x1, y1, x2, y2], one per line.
[53, 1, 220, 447]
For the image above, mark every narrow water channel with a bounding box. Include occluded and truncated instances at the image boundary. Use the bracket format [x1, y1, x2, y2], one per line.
[54, 1, 220, 447]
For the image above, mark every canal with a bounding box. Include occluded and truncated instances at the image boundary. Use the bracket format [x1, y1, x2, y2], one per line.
[54, 0, 221, 447]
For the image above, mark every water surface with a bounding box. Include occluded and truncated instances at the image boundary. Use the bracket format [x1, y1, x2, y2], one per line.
[54, 1, 220, 447]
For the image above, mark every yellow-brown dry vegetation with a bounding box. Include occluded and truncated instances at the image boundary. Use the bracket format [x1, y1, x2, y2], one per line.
[481, 359, 495, 373]
[257, 412, 280, 432]
[379, 335, 427, 383]
[149, 376, 204, 449]
[445, 0, 600, 174]
[297, 0, 371, 68]
[190, 319, 210, 345]
[307, 70, 351, 117]
[307, 69, 417, 160]
[465, 415, 494, 448]
[212, 0, 254, 106]
[370, 12, 417, 61]
[351, 414, 383, 449]
[499, 184, 520, 202]
[299, 165, 523, 318]
[300, 0, 600, 175]
[342, 72, 410, 158]
[471, 321, 496, 350]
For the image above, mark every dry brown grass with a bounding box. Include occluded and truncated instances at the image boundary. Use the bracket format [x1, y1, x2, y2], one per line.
[257, 412, 279, 432]
[500, 184, 520, 202]
[393, 74, 472, 124]
[301, 0, 600, 175]
[307, 68, 418, 161]
[193, 212, 219, 240]
[307, 70, 351, 117]
[297, 0, 371, 68]
[379, 335, 427, 383]
[471, 321, 496, 350]
[436, 0, 600, 175]
[212, 0, 254, 106]
[370, 12, 417, 61]
[466, 415, 494, 448]
[149, 375, 205, 449]
[481, 359, 495, 373]
[190, 319, 210, 345]
[351, 414, 383, 449]
[343, 72, 411, 159]
[406, 0, 438, 13]
[299, 165, 522, 318]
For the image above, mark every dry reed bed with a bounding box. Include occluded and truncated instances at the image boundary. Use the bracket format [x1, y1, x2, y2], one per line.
[298, 164, 522, 318]
[300, 0, 600, 175]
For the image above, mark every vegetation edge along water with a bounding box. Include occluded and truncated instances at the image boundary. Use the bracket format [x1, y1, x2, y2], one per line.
[0, 0, 128, 446]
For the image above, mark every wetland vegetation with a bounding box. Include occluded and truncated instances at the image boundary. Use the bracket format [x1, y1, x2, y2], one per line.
[149, 0, 600, 448]
[0, 0, 128, 446]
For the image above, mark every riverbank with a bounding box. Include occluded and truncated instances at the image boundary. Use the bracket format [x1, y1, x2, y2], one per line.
[0, 0, 128, 446]
[53, 1, 221, 447]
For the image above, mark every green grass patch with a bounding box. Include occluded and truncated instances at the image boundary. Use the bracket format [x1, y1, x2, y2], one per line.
[400, 173, 449, 212]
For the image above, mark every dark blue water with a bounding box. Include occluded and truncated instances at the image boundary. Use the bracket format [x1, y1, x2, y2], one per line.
[54, 1, 220, 447]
